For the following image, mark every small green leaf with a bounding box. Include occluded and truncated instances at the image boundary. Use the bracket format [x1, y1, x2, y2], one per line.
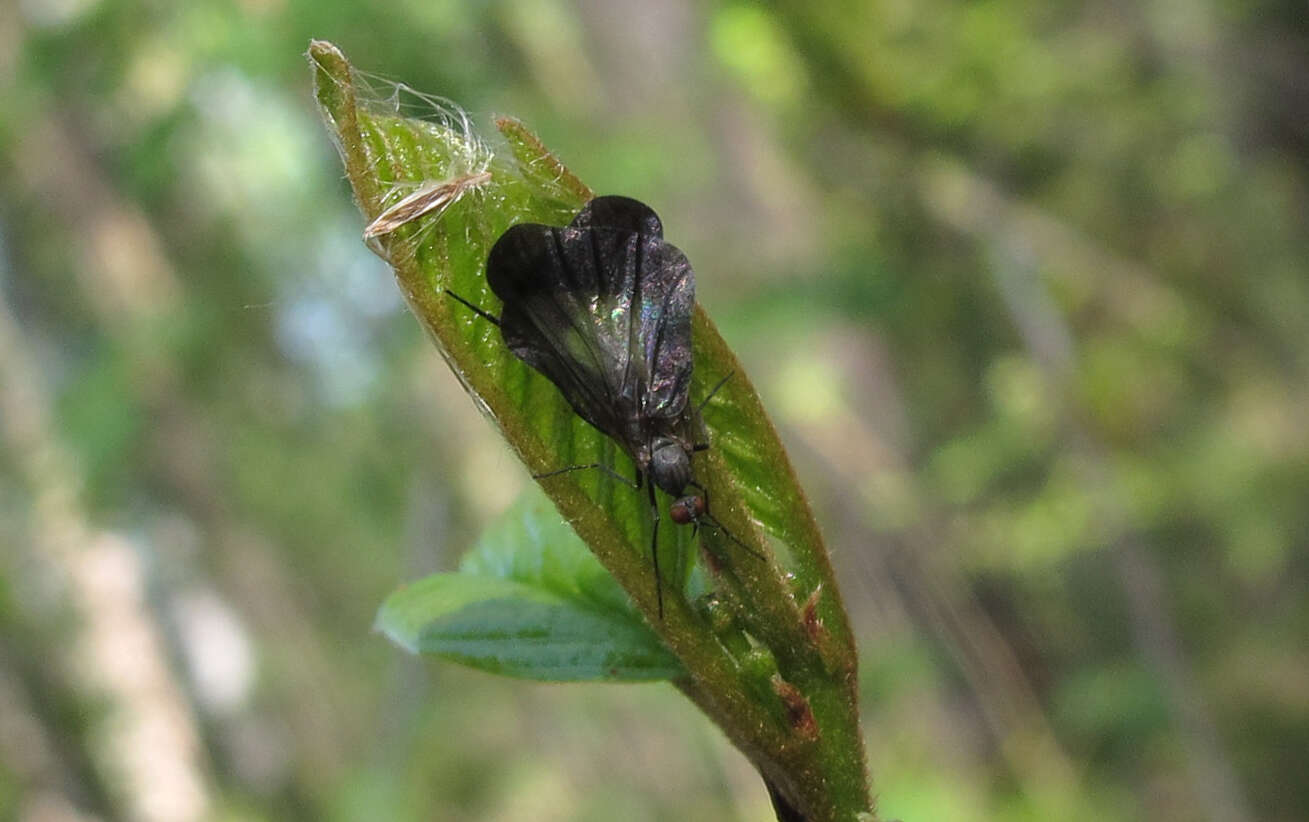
[458, 490, 633, 613]
[376, 492, 684, 682]
[376, 576, 682, 681]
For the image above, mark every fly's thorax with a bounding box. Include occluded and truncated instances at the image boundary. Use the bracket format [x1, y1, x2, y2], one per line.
[648, 436, 692, 496]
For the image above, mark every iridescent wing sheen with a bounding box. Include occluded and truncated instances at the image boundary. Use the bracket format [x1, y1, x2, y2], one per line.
[630, 240, 694, 423]
[485, 197, 695, 448]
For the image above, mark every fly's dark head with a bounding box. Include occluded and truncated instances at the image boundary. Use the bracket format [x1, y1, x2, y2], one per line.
[669, 494, 706, 526]
[648, 436, 692, 496]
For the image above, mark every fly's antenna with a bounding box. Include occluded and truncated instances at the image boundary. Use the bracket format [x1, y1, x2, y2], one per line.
[444, 290, 501, 327]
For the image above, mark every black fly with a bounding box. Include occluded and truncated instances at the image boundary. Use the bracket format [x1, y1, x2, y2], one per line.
[448, 196, 755, 617]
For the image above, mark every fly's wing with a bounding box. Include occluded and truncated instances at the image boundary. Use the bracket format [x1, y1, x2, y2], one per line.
[631, 240, 694, 423]
[485, 199, 695, 444]
[570, 195, 664, 238]
[570, 197, 694, 423]
[486, 221, 642, 441]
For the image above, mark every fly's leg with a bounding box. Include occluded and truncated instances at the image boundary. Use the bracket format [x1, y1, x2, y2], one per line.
[688, 372, 733, 453]
[689, 479, 712, 511]
[648, 481, 663, 618]
[695, 370, 734, 414]
[533, 463, 640, 489]
[688, 480, 766, 561]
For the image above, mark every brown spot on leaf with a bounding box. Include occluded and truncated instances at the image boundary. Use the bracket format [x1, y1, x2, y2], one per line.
[802, 585, 827, 646]
[772, 677, 818, 740]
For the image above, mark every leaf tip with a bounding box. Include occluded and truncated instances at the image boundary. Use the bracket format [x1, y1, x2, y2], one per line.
[373, 600, 420, 655]
[306, 39, 346, 75]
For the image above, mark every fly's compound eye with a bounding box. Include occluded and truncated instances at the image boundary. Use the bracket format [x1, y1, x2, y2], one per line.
[670, 495, 706, 525]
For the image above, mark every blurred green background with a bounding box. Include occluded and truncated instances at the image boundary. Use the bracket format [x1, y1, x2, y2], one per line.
[2, 1, 1307, 821]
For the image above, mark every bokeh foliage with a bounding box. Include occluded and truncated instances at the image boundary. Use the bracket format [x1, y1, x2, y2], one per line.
[1, 2, 1305, 821]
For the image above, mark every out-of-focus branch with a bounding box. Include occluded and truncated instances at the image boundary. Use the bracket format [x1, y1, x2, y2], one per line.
[778, 332, 1081, 812]
[0, 270, 212, 822]
[10, 109, 359, 796]
[936, 161, 1256, 822]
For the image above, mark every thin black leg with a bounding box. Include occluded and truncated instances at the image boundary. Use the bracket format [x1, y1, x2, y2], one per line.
[534, 463, 640, 489]
[649, 480, 663, 619]
[689, 479, 711, 510]
[689, 481, 766, 561]
[696, 370, 734, 414]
